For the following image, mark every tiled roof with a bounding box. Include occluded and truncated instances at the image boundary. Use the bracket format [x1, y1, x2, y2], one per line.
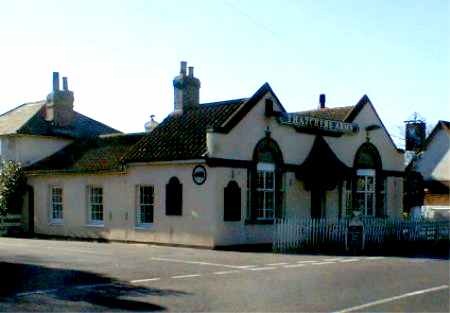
[26, 133, 145, 173]
[124, 99, 246, 163]
[0, 101, 44, 135]
[0, 101, 120, 138]
[295, 106, 354, 122]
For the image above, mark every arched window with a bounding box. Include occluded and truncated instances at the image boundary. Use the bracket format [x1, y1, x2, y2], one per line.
[224, 181, 241, 221]
[166, 177, 182, 216]
[352, 143, 384, 217]
[249, 137, 284, 222]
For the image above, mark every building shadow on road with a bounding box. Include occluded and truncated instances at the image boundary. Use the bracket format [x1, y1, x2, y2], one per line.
[0, 261, 190, 311]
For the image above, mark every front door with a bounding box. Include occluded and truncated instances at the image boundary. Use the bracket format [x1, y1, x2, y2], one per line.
[311, 188, 326, 218]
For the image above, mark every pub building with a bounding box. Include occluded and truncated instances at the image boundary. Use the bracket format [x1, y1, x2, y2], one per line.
[26, 62, 404, 247]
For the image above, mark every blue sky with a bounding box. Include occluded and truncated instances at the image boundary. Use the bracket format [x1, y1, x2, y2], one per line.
[0, 0, 448, 147]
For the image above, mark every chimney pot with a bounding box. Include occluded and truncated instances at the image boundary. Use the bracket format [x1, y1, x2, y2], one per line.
[319, 94, 326, 109]
[62, 77, 69, 91]
[188, 66, 194, 77]
[180, 61, 187, 75]
[52, 72, 60, 92]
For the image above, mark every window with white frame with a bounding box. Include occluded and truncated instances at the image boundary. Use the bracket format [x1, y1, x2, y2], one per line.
[136, 185, 154, 226]
[50, 186, 63, 222]
[355, 169, 376, 216]
[87, 186, 103, 225]
[255, 162, 275, 220]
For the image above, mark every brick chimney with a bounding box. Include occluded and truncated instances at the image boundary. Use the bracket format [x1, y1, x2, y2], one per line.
[173, 61, 201, 112]
[45, 72, 75, 127]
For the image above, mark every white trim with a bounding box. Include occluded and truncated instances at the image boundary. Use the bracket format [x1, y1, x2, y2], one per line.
[85, 223, 104, 228]
[49, 185, 63, 223]
[135, 184, 154, 226]
[86, 185, 104, 225]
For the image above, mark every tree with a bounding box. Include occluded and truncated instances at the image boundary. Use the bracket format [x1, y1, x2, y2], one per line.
[0, 160, 27, 216]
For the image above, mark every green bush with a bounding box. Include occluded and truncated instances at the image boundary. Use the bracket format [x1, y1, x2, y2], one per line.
[0, 160, 27, 216]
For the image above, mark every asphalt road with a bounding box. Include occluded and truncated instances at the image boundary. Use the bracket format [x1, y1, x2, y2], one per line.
[0, 238, 448, 312]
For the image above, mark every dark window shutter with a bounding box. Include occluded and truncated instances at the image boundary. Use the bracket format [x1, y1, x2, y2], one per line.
[166, 177, 182, 216]
[224, 181, 241, 221]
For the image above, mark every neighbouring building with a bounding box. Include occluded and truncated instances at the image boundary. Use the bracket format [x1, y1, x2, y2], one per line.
[0, 72, 119, 167]
[0, 72, 119, 231]
[24, 62, 405, 248]
[407, 120, 450, 214]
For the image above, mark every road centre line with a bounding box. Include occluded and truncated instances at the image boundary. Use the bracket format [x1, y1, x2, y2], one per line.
[323, 258, 345, 262]
[130, 278, 161, 283]
[283, 264, 306, 268]
[297, 260, 320, 263]
[247, 267, 276, 271]
[312, 261, 336, 265]
[364, 256, 385, 260]
[151, 257, 248, 269]
[334, 285, 449, 313]
[339, 259, 360, 263]
[171, 274, 202, 279]
[266, 262, 289, 266]
[213, 270, 240, 275]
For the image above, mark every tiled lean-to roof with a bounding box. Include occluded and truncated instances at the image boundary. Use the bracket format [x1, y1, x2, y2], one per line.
[0, 101, 119, 138]
[26, 133, 145, 174]
[124, 98, 247, 163]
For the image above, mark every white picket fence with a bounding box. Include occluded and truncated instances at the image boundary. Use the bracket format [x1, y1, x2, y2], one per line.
[273, 216, 450, 253]
[0, 214, 22, 236]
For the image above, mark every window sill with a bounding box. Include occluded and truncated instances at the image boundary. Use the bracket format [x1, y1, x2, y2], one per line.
[244, 219, 274, 225]
[86, 223, 105, 228]
[49, 220, 63, 225]
[135, 224, 153, 230]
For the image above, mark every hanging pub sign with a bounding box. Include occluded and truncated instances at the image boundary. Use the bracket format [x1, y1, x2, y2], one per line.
[278, 113, 359, 135]
[405, 122, 426, 151]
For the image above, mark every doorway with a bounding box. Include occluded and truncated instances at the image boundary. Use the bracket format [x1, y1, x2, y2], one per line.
[311, 188, 326, 218]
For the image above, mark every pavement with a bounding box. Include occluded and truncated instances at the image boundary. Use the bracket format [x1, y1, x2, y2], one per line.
[0, 237, 448, 312]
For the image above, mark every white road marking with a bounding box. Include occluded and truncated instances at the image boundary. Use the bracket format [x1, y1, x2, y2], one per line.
[130, 278, 161, 283]
[247, 267, 276, 271]
[234, 265, 257, 269]
[16, 289, 58, 297]
[334, 285, 449, 313]
[297, 260, 319, 263]
[151, 257, 248, 269]
[283, 264, 306, 268]
[266, 262, 289, 266]
[323, 258, 345, 262]
[312, 261, 336, 265]
[364, 256, 385, 260]
[213, 270, 240, 275]
[339, 259, 360, 263]
[171, 274, 202, 279]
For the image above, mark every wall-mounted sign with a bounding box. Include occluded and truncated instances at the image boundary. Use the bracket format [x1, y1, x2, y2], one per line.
[278, 113, 359, 135]
[192, 165, 207, 185]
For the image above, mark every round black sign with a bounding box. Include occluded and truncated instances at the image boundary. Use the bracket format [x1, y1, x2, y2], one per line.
[192, 165, 207, 185]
